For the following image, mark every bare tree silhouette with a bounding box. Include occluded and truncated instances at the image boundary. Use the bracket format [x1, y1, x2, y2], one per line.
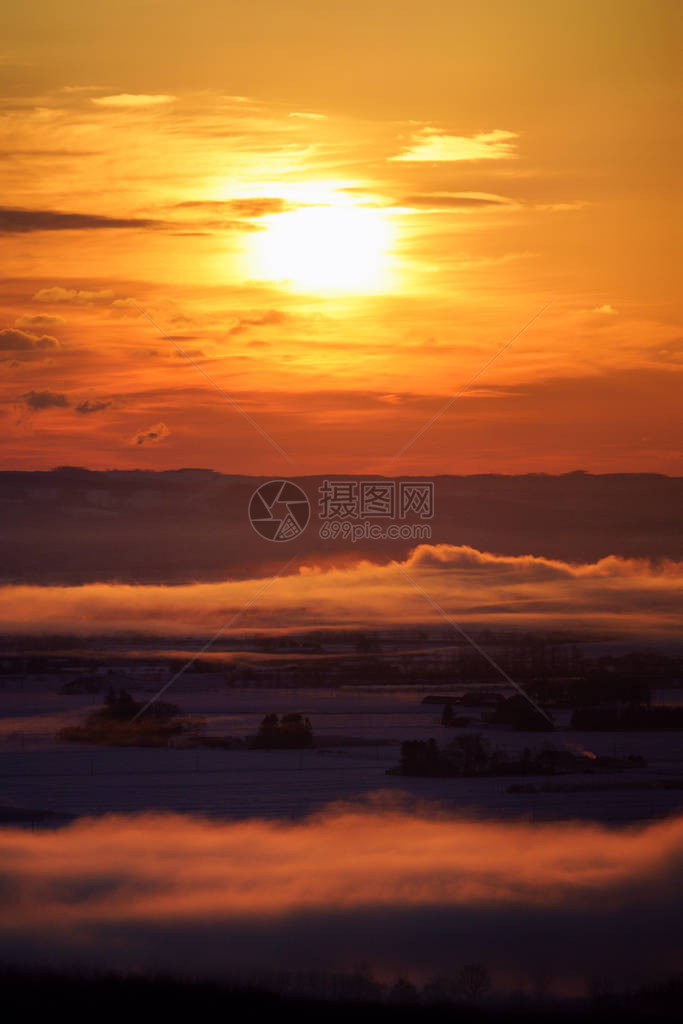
[457, 963, 491, 1000]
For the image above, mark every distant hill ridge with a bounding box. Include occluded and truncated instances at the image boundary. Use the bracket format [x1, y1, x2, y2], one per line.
[1, 469, 681, 584]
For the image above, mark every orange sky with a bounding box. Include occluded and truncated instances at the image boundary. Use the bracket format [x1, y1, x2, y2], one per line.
[1, 1, 681, 474]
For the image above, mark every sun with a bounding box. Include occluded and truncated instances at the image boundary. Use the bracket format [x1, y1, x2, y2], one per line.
[248, 195, 395, 293]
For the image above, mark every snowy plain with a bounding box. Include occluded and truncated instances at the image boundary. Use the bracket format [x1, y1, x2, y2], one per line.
[1, 682, 682, 826]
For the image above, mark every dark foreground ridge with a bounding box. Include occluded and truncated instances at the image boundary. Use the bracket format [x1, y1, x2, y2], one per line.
[1, 967, 681, 1023]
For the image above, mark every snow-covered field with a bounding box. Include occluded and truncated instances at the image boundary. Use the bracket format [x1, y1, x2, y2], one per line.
[2, 685, 682, 825]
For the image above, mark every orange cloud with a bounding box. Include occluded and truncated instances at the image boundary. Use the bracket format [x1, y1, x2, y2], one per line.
[0, 328, 59, 354]
[130, 422, 171, 446]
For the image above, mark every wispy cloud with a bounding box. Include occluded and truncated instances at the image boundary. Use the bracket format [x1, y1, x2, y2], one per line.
[0, 207, 159, 234]
[130, 422, 170, 446]
[391, 128, 518, 162]
[14, 313, 66, 329]
[227, 309, 288, 336]
[92, 93, 176, 107]
[398, 192, 513, 209]
[173, 198, 295, 217]
[74, 398, 112, 415]
[19, 389, 69, 412]
[33, 287, 114, 304]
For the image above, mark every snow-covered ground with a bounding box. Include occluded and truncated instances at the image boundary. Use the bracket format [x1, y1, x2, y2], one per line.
[1, 685, 682, 825]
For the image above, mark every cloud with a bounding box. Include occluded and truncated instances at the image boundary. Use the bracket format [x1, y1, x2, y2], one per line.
[92, 93, 175, 107]
[391, 129, 518, 162]
[399, 192, 513, 210]
[0, 545, 680, 637]
[130, 422, 170, 446]
[59, 84, 114, 94]
[1, 328, 43, 351]
[171, 197, 302, 232]
[19, 389, 69, 411]
[0, 207, 158, 233]
[174, 198, 295, 218]
[535, 201, 588, 213]
[228, 309, 288, 335]
[108, 298, 144, 319]
[0, 805, 681, 993]
[33, 287, 114, 305]
[0, 327, 59, 356]
[14, 313, 66, 328]
[74, 398, 112, 415]
[649, 337, 683, 366]
[170, 347, 208, 359]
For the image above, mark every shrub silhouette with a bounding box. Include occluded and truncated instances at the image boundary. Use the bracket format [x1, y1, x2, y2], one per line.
[389, 734, 621, 778]
[251, 712, 313, 749]
[57, 688, 204, 747]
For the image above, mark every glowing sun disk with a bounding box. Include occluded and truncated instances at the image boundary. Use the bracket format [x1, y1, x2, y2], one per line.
[250, 202, 393, 293]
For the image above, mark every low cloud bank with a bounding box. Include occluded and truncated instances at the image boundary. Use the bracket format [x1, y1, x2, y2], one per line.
[0, 544, 680, 636]
[1, 800, 682, 993]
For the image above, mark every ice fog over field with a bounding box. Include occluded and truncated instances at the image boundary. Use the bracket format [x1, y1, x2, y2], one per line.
[2, 803, 683, 995]
[1, 543, 681, 637]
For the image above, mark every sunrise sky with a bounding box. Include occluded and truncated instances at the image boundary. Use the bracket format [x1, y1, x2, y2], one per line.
[3, 13, 683, 1003]
[1, 1, 680, 475]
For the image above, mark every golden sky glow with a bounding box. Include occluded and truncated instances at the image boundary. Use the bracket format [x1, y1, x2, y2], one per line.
[0, 1, 680, 474]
